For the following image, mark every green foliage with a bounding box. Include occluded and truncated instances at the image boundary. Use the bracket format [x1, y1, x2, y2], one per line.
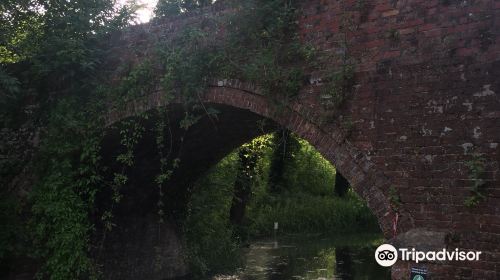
[0, 0, 43, 63]
[388, 186, 402, 212]
[30, 161, 97, 280]
[26, 97, 104, 280]
[179, 111, 203, 130]
[341, 117, 354, 134]
[237, 136, 271, 180]
[1, 0, 356, 278]
[224, 0, 309, 99]
[247, 191, 379, 236]
[229, 136, 272, 232]
[117, 60, 156, 100]
[1, 0, 137, 82]
[155, 0, 182, 16]
[156, 25, 225, 130]
[0, 67, 21, 98]
[320, 64, 355, 109]
[154, 0, 312, 111]
[154, 109, 180, 228]
[101, 119, 144, 233]
[0, 1, 139, 277]
[386, 29, 400, 42]
[464, 154, 487, 207]
[155, 0, 213, 17]
[0, 66, 25, 128]
[184, 135, 380, 276]
[268, 131, 302, 193]
[273, 137, 336, 196]
[76, 129, 104, 209]
[184, 153, 242, 277]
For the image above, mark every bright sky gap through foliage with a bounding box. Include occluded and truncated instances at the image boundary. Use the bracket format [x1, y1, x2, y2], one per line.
[118, 0, 158, 23]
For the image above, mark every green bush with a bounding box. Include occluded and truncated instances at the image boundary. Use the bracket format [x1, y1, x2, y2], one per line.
[281, 138, 336, 196]
[247, 191, 380, 236]
[183, 153, 242, 277]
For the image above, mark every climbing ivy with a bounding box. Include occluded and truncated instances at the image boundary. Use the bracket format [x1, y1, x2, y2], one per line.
[388, 186, 402, 213]
[99, 119, 144, 245]
[320, 64, 355, 109]
[117, 60, 156, 100]
[28, 96, 104, 279]
[224, 0, 314, 101]
[464, 154, 487, 208]
[154, 0, 314, 108]
[318, 7, 356, 111]
[1, 0, 358, 278]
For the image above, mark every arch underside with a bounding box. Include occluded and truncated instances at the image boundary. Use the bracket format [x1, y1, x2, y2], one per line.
[105, 85, 409, 237]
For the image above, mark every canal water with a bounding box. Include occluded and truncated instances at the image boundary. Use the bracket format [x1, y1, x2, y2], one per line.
[213, 233, 390, 280]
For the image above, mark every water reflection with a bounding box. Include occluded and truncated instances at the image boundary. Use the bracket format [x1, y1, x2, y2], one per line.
[213, 233, 390, 280]
[336, 247, 353, 280]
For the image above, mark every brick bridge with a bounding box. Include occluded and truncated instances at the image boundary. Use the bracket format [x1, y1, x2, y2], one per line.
[101, 0, 500, 279]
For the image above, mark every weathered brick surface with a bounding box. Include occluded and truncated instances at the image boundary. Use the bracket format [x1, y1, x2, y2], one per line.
[105, 0, 500, 278]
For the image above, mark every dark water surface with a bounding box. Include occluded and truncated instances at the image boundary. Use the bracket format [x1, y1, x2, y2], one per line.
[213, 233, 390, 280]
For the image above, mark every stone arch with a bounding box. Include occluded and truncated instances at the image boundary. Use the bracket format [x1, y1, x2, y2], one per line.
[105, 80, 414, 238]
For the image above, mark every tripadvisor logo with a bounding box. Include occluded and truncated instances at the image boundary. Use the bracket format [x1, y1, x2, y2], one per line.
[375, 244, 398, 267]
[374, 244, 482, 267]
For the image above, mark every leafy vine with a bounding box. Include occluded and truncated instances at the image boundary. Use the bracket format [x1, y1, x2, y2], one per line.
[464, 154, 487, 208]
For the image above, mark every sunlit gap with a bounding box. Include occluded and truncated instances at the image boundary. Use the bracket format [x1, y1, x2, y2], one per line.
[117, 0, 220, 23]
[184, 132, 389, 279]
[117, 0, 158, 23]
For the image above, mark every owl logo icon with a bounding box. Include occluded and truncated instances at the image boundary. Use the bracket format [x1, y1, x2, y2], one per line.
[375, 244, 398, 267]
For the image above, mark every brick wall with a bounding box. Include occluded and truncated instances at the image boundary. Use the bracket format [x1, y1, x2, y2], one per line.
[297, 0, 500, 278]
